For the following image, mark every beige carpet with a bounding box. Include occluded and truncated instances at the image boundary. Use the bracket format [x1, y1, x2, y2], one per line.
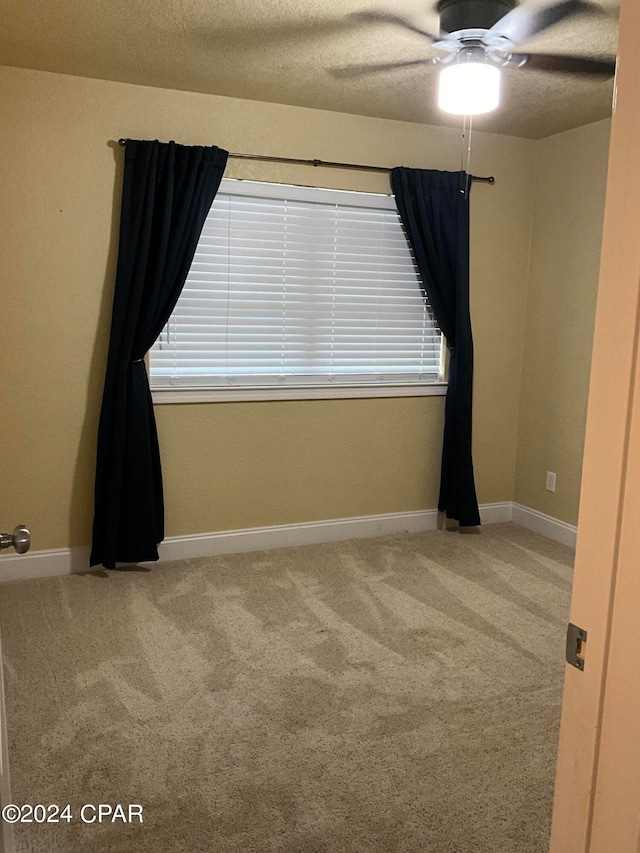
[0, 522, 573, 853]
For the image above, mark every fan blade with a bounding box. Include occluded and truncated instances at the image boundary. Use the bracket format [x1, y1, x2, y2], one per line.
[516, 52, 617, 76]
[486, 0, 604, 46]
[329, 58, 435, 79]
[347, 11, 440, 41]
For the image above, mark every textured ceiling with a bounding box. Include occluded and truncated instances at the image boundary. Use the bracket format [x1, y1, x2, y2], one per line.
[0, 0, 619, 138]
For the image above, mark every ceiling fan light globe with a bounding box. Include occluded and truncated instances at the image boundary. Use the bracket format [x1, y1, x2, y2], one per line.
[438, 62, 501, 115]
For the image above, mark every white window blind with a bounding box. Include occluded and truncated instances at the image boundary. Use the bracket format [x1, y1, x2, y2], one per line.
[150, 179, 443, 391]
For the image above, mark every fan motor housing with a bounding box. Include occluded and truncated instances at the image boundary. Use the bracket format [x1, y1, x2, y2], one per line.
[437, 0, 515, 34]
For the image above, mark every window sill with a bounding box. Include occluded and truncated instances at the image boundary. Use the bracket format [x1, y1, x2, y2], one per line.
[151, 383, 448, 404]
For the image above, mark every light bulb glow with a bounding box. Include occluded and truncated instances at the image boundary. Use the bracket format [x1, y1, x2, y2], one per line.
[438, 62, 501, 116]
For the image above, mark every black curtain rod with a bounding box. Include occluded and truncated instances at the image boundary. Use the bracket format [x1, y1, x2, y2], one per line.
[117, 139, 495, 184]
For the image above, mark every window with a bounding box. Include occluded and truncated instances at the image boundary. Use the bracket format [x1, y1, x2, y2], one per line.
[150, 179, 445, 402]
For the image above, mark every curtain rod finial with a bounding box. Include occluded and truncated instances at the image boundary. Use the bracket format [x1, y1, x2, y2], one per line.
[118, 138, 126, 147]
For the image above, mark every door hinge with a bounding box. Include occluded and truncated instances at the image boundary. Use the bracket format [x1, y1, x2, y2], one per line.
[566, 623, 587, 671]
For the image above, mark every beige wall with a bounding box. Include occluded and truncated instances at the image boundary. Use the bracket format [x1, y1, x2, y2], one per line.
[0, 65, 536, 551]
[514, 120, 611, 526]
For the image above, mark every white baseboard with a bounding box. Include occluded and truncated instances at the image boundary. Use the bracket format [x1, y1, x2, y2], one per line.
[0, 509, 441, 583]
[0, 546, 91, 584]
[2, 500, 573, 585]
[478, 502, 513, 525]
[511, 503, 578, 549]
[157, 508, 442, 563]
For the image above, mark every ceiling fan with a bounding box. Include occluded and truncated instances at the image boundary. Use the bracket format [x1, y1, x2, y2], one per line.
[331, 0, 617, 115]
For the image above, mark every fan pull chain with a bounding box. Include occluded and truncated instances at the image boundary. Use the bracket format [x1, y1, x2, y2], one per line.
[460, 115, 467, 172]
[459, 116, 473, 196]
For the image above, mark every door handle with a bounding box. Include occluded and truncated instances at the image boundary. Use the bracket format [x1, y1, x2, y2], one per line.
[0, 525, 30, 555]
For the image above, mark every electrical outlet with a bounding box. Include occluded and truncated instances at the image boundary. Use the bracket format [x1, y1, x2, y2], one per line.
[546, 471, 556, 493]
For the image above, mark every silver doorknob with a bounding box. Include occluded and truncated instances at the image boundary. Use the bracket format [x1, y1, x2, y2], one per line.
[0, 525, 30, 554]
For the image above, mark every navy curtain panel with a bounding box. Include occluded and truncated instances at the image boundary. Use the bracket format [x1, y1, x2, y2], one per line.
[391, 168, 480, 527]
[90, 140, 228, 568]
